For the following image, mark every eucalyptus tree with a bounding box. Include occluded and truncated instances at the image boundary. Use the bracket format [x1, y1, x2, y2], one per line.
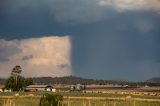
[5, 65, 33, 91]
[11, 65, 22, 86]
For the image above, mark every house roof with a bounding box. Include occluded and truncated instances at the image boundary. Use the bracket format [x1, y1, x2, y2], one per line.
[26, 85, 52, 88]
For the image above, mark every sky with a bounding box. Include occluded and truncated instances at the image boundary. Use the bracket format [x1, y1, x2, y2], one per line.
[0, 0, 160, 81]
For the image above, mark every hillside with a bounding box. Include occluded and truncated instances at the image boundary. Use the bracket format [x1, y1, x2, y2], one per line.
[32, 76, 95, 85]
[146, 77, 160, 83]
[32, 76, 141, 86]
[0, 76, 132, 85]
[1, 76, 160, 86]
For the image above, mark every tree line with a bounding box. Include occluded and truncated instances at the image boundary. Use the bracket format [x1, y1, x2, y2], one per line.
[32, 76, 160, 86]
[2, 65, 160, 91]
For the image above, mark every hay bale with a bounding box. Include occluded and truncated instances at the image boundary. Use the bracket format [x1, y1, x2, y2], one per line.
[28, 94, 34, 96]
[126, 96, 132, 99]
[14, 93, 19, 97]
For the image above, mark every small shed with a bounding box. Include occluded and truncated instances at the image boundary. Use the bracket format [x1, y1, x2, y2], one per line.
[70, 84, 86, 91]
[25, 85, 52, 92]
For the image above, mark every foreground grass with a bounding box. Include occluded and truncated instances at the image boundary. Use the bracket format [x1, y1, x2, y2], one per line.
[0, 97, 160, 106]
[0, 91, 160, 106]
[0, 91, 159, 99]
[63, 99, 160, 106]
[0, 97, 39, 106]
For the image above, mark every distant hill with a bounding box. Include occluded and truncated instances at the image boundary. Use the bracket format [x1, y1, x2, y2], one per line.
[32, 76, 96, 85]
[31, 76, 160, 86]
[0, 76, 160, 86]
[146, 77, 160, 83]
[0, 76, 130, 85]
[32, 76, 139, 86]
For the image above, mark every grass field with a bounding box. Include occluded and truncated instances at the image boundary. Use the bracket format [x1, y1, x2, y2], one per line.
[0, 91, 160, 99]
[0, 97, 160, 106]
[0, 91, 160, 106]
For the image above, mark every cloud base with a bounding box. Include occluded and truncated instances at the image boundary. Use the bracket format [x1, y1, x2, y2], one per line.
[0, 36, 72, 78]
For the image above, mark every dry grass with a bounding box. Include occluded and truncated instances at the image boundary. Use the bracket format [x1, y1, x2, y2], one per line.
[0, 96, 160, 106]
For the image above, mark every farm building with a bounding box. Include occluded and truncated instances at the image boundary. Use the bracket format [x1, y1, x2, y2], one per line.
[0, 85, 12, 92]
[0, 85, 4, 92]
[25, 85, 53, 92]
[70, 84, 86, 91]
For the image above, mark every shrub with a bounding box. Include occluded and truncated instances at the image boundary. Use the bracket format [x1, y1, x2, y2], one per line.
[39, 93, 63, 106]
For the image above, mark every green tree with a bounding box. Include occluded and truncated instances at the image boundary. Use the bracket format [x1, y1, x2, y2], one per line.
[5, 75, 25, 91]
[5, 76, 15, 90]
[40, 93, 63, 106]
[24, 78, 34, 87]
[5, 65, 33, 91]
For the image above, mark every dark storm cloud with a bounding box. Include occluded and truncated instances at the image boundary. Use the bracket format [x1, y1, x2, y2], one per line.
[1, 0, 160, 24]
[0, 0, 116, 24]
[0, 0, 160, 81]
[71, 11, 160, 81]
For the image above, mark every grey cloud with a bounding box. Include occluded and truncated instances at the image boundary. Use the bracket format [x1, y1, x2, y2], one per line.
[57, 64, 69, 69]
[0, 57, 9, 62]
[3, 0, 160, 24]
[47, 0, 116, 24]
[0, 0, 123, 24]
[22, 55, 33, 61]
[0, 39, 22, 60]
[98, 0, 160, 12]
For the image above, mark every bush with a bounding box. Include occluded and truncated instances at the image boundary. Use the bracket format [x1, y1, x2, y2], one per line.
[39, 93, 63, 106]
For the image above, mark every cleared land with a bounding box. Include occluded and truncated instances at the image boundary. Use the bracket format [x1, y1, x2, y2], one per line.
[0, 91, 160, 106]
[0, 86, 160, 106]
